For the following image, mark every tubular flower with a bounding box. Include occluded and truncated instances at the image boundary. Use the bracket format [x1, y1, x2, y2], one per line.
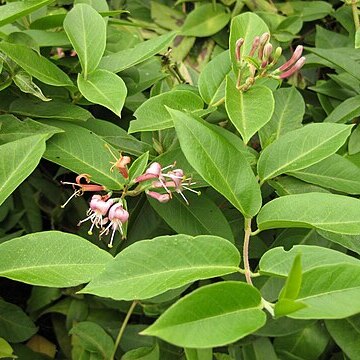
[100, 203, 129, 248]
[78, 195, 114, 235]
[60, 174, 106, 208]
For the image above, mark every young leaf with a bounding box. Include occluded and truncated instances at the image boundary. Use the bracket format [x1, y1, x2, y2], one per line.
[225, 78, 274, 144]
[0, 231, 112, 287]
[42, 120, 126, 190]
[259, 87, 305, 148]
[257, 123, 353, 182]
[0, 42, 73, 87]
[0, 135, 46, 207]
[128, 90, 204, 133]
[80, 235, 240, 300]
[99, 32, 177, 73]
[13, 71, 51, 102]
[0, 0, 55, 27]
[181, 4, 230, 37]
[127, 152, 149, 185]
[149, 193, 234, 242]
[229, 12, 269, 71]
[63, 3, 106, 76]
[77, 69, 127, 116]
[141, 282, 266, 348]
[198, 50, 231, 106]
[170, 109, 262, 218]
[279, 254, 302, 300]
[0, 338, 15, 359]
[288, 154, 360, 194]
[257, 193, 360, 235]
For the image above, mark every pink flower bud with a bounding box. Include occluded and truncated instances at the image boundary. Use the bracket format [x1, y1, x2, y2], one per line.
[135, 162, 162, 183]
[235, 38, 244, 62]
[249, 36, 260, 57]
[279, 45, 303, 72]
[146, 191, 171, 203]
[279, 56, 306, 79]
[108, 203, 129, 223]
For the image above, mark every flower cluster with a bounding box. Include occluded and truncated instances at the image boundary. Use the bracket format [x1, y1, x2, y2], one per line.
[61, 159, 198, 248]
[235, 32, 305, 91]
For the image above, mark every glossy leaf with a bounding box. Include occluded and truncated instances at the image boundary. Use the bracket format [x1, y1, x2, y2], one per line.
[257, 193, 360, 235]
[259, 87, 305, 148]
[141, 282, 266, 348]
[0, 299, 37, 343]
[288, 154, 360, 194]
[0, 42, 73, 87]
[43, 121, 126, 190]
[149, 193, 234, 241]
[181, 4, 230, 37]
[326, 314, 360, 359]
[0, 231, 112, 287]
[229, 13, 269, 71]
[170, 109, 262, 217]
[260, 245, 359, 279]
[0, 0, 55, 27]
[99, 32, 177, 73]
[0, 135, 46, 207]
[64, 4, 106, 76]
[257, 123, 353, 182]
[198, 50, 231, 105]
[225, 78, 274, 144]
[77, 69, 127, 116]
[81, 235, 240, 300]
[128, 90, 204, 133]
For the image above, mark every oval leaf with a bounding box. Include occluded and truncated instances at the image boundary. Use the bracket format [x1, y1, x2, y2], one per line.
[77, 69, 127, 117]
[257, 123, 353, 182]
[181, 4, 230, 37]
[64, 3, 106, 76]
[129, 90, 204, 133]
[141, 282, 266, 348]
[170, 109, 262, 217]
[225, 78, 274, 144]
[80, 235, 240, 300]
[257, 193, 360, 235]
[0, 231, 113, 287]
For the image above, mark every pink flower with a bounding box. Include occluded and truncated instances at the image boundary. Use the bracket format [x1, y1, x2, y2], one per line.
[100, 203, 129, 248]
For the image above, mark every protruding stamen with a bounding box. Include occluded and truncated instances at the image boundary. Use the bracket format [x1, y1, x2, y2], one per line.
[61, 189, 82, 208]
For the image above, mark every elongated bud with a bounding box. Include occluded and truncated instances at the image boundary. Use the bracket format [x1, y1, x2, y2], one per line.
[271, 47, 282, 66]
[249, 36, 260, 57]
[235, 38, 244, 62]
[258, 32, 270, 59]
[263, 43, 273, 59]
[279, 45, 303, 71]
[146, 190, 171, 203]
[279, 56, 306, 79]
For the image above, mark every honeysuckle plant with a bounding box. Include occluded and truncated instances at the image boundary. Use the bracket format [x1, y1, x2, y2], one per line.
[0, 0, 360, 359]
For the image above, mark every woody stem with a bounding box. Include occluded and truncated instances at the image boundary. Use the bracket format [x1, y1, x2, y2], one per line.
[243, 217, 253, 285]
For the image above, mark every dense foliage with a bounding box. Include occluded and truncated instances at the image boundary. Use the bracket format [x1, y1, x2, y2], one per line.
[0, 0, 360, 359]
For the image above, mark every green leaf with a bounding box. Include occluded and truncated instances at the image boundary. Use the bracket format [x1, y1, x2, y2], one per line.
[0, 42, 73, 87]
[13, 70, 51, 101]
[181, 4, 230, 37]
[99, 32, 177, 73]
[274, 299, 306, 319]
[257, 193, 360, 235]
[80, 235, 240, 301]
[356, 28, 360, 48]
[184, 348, 212, 360]
[0, 135, 46, 207]
[317, 230, 360, 255]
[69, 322, 114, 359]
[149, 193, 234, 242]
[0, 0, 55, 27]
[0, 299, 37, 343]
[64, 3, 106, 76]
[128, 152, 149, 185]
[277, 1, 332, 21]
[259, 87, 305, 148]
[259, 245, 360, 277]
[141, 282, 266, 348]
[170, 109, 262, 218]
[122, 344, 159, 360]
[229, 13, 269, 71]
[198, 50, 231, 106]
[257, 123, 353, 182]
[279, 254, 302, 300]
[288, 154, 360, 194]
[0, 231, 112, 287]
[225, 79, 274, 144]
[42, 121, 126, 190]
[0, 338, 15, 359]
[77, 69, 127, 116]
[324, 94, 360, 123]
[129, 90, 204, 133]
[9, 98, 93, 122]
[326, 314, 360, 359]
[349, 125, 360, 154]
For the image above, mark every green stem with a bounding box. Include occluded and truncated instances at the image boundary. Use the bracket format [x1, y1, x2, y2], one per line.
[351, 0, 360, 30]
[243, 217, 253, 285]
[111, 301, 137, 360]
